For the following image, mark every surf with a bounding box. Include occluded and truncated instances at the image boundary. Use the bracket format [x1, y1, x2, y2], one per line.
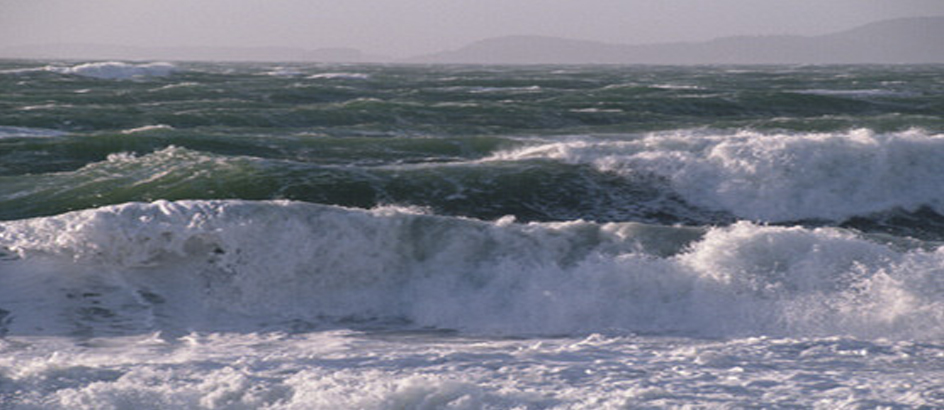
[1, 200, 940, 339]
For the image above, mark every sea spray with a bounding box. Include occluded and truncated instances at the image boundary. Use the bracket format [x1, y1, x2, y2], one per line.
[490, 128, 944, 221]
[2, 200, 941, 339]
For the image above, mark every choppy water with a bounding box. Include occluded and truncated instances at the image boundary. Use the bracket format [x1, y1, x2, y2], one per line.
[1, 60, 943, 408]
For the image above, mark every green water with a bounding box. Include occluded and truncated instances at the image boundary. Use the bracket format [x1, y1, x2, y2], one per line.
[1, 61, 942, 226]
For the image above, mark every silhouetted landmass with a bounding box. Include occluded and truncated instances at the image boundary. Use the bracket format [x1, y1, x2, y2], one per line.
[409, 17, 944, 64]
[2, 17, 941, 64]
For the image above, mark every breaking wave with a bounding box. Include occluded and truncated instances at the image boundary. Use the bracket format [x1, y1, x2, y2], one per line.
[47, 62, 178, 79]
[490, 128, 944, 222]
[1, 200, 941, 339]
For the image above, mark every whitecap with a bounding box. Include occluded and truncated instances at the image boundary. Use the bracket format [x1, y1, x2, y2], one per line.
[307, 72, 371, 80]
[121, 125, 175, 134]
[265, 67, 305, 77]
[650, 84, 704, 90]
[49, 62, 178, 80]
[469, 85, 542, 94]
[489, 128, 944, 222]
[1, 200, 941, 340]
[0, 126, 66, 139]
[20, 103, 67, 111]
[794, 89, 908, 97]
[570, 108, 623, 113]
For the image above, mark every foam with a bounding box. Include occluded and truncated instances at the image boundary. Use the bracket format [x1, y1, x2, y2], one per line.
[265, 67, 305, 77]
[307, 72, 371, 80]
[794, 89, 909, 97]
[121, 124, 175, 134]
[489, 129, 944, 222]
[0, 126, 66, 139]
[1, 200, 941, 339]
[651, 84, 704, 90]
[2, 325, 941, 408]
[469, 85, 542, 94]
[48, 62, 177, 80]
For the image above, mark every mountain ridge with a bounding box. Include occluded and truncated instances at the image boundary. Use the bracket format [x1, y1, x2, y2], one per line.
[408, 16, 944, 65]
[1, 16, 941, 64]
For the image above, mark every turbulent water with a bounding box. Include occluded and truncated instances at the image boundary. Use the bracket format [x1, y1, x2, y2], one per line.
[1, 60, 943, 408]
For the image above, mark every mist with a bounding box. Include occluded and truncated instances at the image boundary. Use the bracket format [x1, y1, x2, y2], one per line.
[2, 0, 943, 60]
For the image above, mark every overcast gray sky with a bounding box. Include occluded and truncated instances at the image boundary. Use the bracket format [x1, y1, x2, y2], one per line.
[2, 0, 943, 57]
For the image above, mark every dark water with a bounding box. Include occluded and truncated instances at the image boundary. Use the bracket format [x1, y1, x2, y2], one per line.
[1, 62, 942, 229]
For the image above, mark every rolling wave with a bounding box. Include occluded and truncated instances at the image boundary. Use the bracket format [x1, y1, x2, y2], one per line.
[48, 62, 178, 80]
[492, 128, 944, 222]
[1, 200, 941, 339]
[5, 128, 944, 229]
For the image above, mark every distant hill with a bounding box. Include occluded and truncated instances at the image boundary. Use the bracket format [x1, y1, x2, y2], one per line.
[3, 16, 940, 64]
[408, 16, 944, 65]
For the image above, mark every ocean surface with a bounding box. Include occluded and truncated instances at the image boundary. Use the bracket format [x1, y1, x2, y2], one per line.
[1, 60, 943, 408]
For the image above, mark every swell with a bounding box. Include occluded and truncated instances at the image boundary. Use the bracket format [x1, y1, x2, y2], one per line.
[0, 130, 509, 176]
[0, 200, 941, 339]
[5, 129, 944, 235]
[0, 143, 721, 225]
[2, 62, 939, 136]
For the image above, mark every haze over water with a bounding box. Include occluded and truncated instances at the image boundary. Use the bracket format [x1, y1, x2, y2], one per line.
[3, 0, 944, 59]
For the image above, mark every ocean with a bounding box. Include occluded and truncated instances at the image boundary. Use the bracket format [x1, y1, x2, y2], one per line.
[0, 60, 943, 408]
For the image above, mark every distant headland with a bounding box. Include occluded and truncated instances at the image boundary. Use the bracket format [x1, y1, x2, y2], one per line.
[2, 16, 941, 64]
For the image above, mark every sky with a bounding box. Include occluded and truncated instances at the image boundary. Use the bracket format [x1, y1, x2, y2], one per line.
[2, 0, 943, 58]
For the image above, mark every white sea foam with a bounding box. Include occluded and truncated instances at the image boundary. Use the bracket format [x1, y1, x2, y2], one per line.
[651, 84, 704, 90]
[48, 62, 177, 79]
[794, 88, 909, 97]
[265, 67, 305, 77]
[20, 103, 70, 111]
[3, 331, 939, 409]
[1, 200, 941, 340]
[470, 85, 542, 94]
[307, 72, 371, 80]
[490, 129, 944, 221]
[151, 82, 199, 91]
[570, 108, 624, 113]
[0, 126, 66, 139]
[121, 124, 175, 134]
[1, 200, 943, 408]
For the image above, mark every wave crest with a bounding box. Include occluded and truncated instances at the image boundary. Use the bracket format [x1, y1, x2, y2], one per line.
[1, 200, 942, 339]
[491, 129, 944, 222]
[48, 62, 178, 79]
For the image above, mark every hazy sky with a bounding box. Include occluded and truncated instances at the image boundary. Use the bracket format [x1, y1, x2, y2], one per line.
[3, 0, 943, 57]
